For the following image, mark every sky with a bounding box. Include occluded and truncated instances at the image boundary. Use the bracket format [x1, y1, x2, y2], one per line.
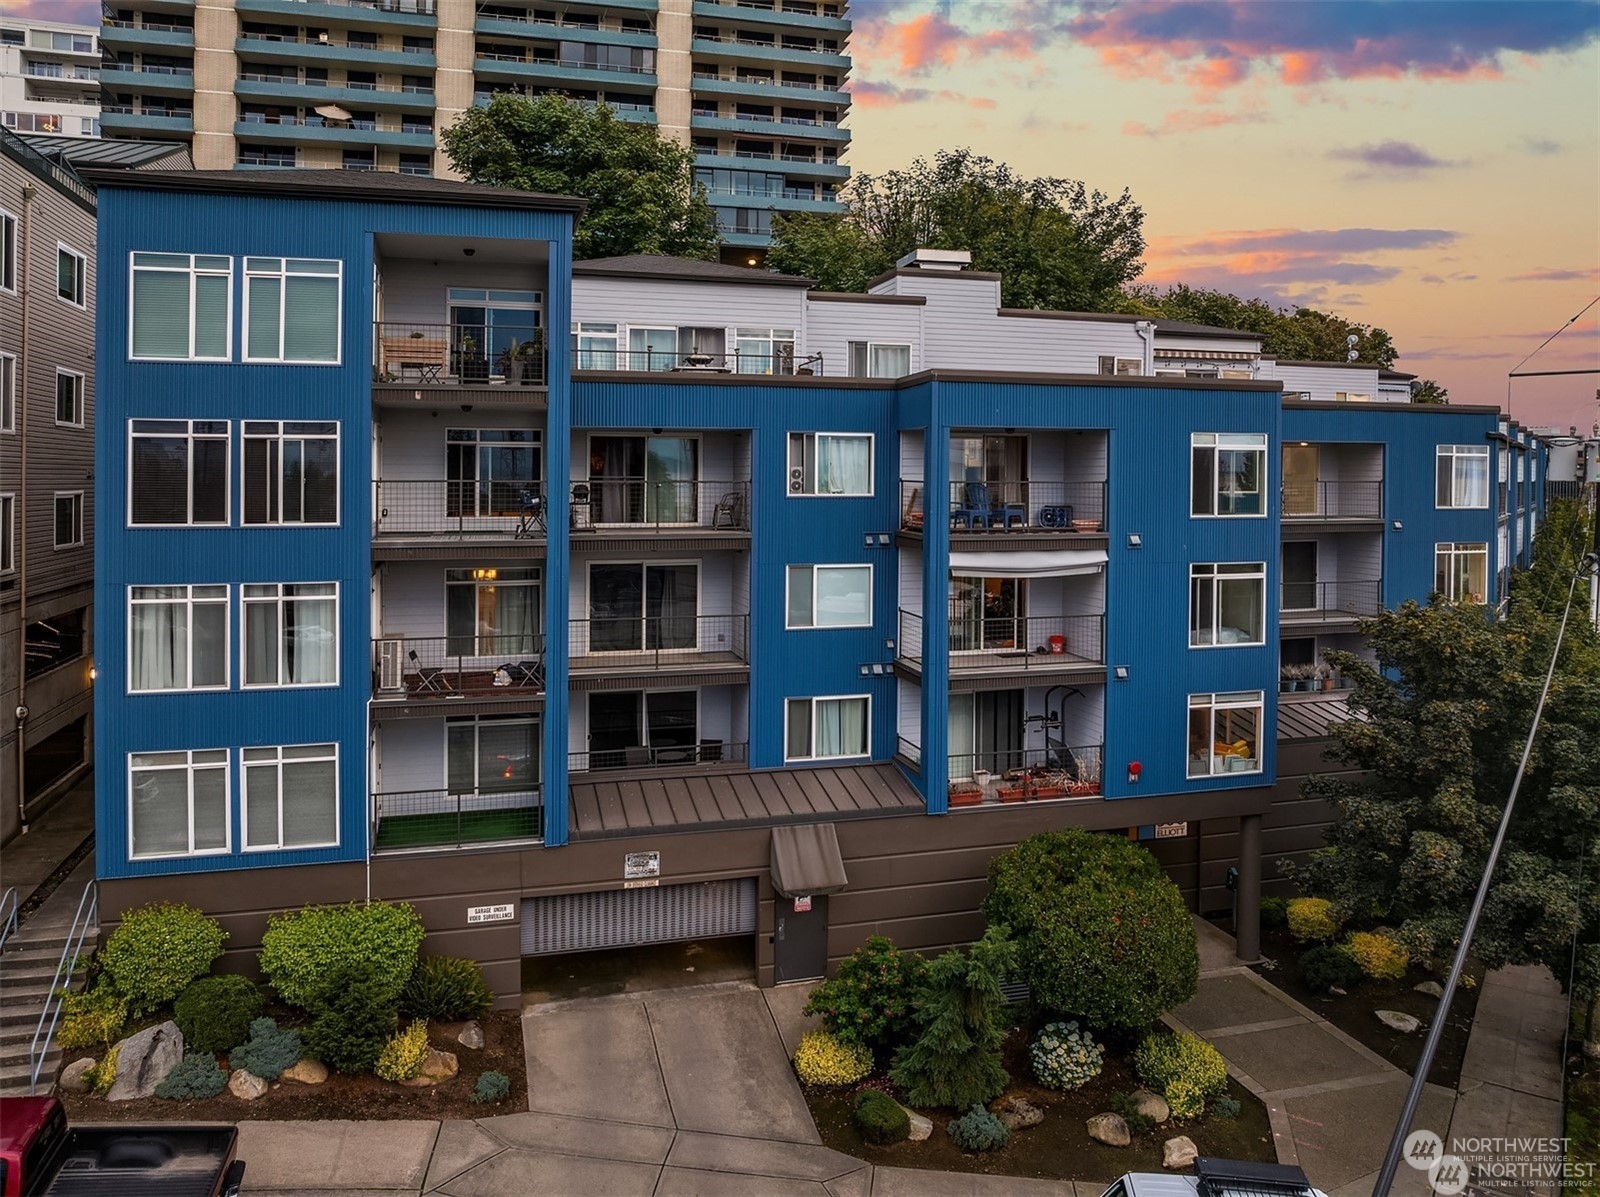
[5, 0, 1597, 429]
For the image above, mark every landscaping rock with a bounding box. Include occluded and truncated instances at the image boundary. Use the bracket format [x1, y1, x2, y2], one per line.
[1087, 1112, 1131, 1147]
[1131, 1089, 1170, 1123]
[400, 1046, 459, 1088]
[1414, 981, 1444, 999]
[1329, 986, 1348, 996]
[59, 1058, 96, 1094]
[1163, 1135, 1199, 1169]
[994, 1095, 1045, 1131]
[457, 1021, 484, 1050]
[901, 1104, 933, 1142]
[228, 1069, 268, 1101]
[1376, 1009, 1421, 1034]
[281, 1058, 328, 1085]
[106, 1021, 184, 1102]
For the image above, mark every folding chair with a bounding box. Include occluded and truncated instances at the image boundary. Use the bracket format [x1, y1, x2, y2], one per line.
[515, 488, 545, 539]
[408, 649, 452, 693]
[711, 491, 745, 529]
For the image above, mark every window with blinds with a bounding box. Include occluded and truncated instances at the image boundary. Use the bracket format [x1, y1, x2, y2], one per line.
[242, 743, 338, 851]
[130, 253, 231, 360]
[129, 748, 229, 858]
[244, 258, 341, 364]
[243, 420, 339, 524]
[129, 419, 229, 525]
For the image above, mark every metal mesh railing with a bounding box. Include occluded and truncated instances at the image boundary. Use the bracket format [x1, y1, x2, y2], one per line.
[374, 480, 545, 537]
[374, 322, 546, 386]
[571, 348, 823, 376]
[568, 740, 747, 772]
[372, 788, 540, 852]
[944, 480, 1107, 532]
[947, 612, 1105, 667]
[1279, 579, 1381, 618]
[1281, 480, 1382, 519]
[372, 635, 545, 698]
[570, 479, 749, 531]
[948, 744, 1104, 805]
[568, 614, 749, 671]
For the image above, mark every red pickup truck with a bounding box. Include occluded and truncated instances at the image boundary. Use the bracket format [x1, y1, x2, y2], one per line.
[0, 1096, 245, 1197]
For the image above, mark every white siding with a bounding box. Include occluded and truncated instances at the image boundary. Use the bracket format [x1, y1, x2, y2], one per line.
[375, 721, 448, 795]
[897, 544, 922, 614]
[571, 276, 808, 350]
[1264, 363, 1383, 403]
[380, 259, 549, 327]
[380, 409, 541, 482]
[804, 299, 923, 377]
[1153, 335, 1261, 357]
[897, 677, 921, 755]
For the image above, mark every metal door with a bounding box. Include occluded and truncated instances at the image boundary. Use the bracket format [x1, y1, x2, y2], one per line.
[774, 894, 829, 984]
[520, 878, 756, 956]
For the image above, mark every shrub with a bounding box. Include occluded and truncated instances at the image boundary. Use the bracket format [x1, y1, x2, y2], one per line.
[155, 1052, 229, 1100]
[1212, 1095, 1242, 1120]
[1343, 931, 1410, 981]
[1299, 945, 1363, 992]
[1286, 897, 1340, 943]
[853, 1089, 911, 1144]
[471, 1070, 511, 1104]
[86, 1044, 119, 1097]
[1110, 1090, 1156, 1136]
[1134, 1031, 1228, 1119]
[1028, 1020, 1103, 1091]
[259, 901, 424, 1011]
[55, 983, 128, 1051]
[99, 903, 226, 1014]
[376, 1019, 431, 1082]
[400, 956, 494, 1023]
[229, 1017, 302, 1080]
[793, 1030, 872, 1087]
[305, 965, 398, 1074]
[174, 975, 264, 1054]
[983, 830, 1198, 1032]
[890, 927, 1014, 1110]
[947, 1105, 1010, 1152]
[803, 935, 928, 1055]
[1261, 896, 1290, 928]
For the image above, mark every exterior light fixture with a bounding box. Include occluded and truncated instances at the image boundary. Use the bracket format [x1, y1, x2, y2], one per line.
[1127, 533, 1142, 548]
[1114, 666, 1130, 680]
[1392, 520, 1403, 531]
[860, 665, 871, 676]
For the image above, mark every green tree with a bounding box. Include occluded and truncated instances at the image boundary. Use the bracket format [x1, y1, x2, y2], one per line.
[889, 926, 1015, 1109]
[770, 148, 1145, 311]
[1410, 379, 1449, 404]
[1123, 284, 1399, 367]
[441, 94, 719, 261]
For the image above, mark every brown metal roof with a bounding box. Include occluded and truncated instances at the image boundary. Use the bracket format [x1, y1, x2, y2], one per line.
[568, 762, 925, 839]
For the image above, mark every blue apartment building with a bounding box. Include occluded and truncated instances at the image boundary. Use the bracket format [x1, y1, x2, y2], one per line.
[87, 170, 1544, 999]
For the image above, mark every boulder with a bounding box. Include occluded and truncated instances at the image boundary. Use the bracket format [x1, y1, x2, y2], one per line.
[457, 1021, 484, 1050]
[228, 1069, 268, 1101]
[105, 1021, 184, 1102]
[400, 1046, 459, 1088]
[1414, 981, 1444, 999]
[994, 1095, 1045, 1131]
[1087, 1112, 1131, 1147]
[1131, 1089, 1170, 1123]
[59, 1058, 97, 1094]
[1163, 1135, 1199, 1169]
[1376, 1009, 1421, 1034]
[281, 1058, 328, 1085]
[900, 1104, 933, 1143]
[1329, 986, 1348, 997]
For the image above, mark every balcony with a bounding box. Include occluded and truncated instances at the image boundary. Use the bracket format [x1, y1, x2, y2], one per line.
[691, 0, 851, 33]
[690, 34, 849, 69]
[570, 479, 750, 538]
[690, 72, 848, 106]
[237, 0, 438, 30]
[236, 76, 436, 110]
[100, 106, 194, 136]
[1281, 481, 1382, 521]
[695, 150, 848, 180]
[572, 347, 824, 375]
[898, 610, 1106, 675]
[1279, 580, 1381, 624]
[473, 54, 658, 92]
[99, 64, 195, 95]
[690, 111, 849, 142]
[373, 480, 546, 546]
[98, 22, 195, 51]
[569, 740, 749, 773]
[23, 62, 100, 84]
[371, 788, 541, 853]
[234, 33, 433, 70]
[901, 480, 1107, 539]
[568, 614, 750, 676]
[374, 322, 546, 388]
[370, 634, 545, 713]
[234, 115, 434, 149]
[947, 745, 1105, 808]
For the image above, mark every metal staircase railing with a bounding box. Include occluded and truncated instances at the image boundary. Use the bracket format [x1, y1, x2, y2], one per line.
[0, 887, 17, 954]
[29, 879, 97, 1094]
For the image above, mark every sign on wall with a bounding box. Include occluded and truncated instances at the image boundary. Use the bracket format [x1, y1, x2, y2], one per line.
[793, 896, 812, 913]
[1154, 822, 1190, 840]
[466, 903, 515, 925]
[624, 851, 661, 881]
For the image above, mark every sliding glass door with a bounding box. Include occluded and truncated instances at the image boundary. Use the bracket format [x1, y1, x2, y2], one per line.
[590, 435, 700, 524]
[588, 563, 698, 652]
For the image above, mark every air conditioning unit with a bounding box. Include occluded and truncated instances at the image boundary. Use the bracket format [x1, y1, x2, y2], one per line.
[377, 637, 405, 693]
[789, 466, 804, 493]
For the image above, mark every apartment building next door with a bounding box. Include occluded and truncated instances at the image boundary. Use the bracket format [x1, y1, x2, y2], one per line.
[774, 894, 829, 984]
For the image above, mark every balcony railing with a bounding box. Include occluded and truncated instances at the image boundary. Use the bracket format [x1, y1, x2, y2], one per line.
[897, 610, 1106, 669]
[1280, 579, 1381, 619]
[900, 480, 1107, 534]
[570, 479, 749, 532]
[569, 741, 748, 773]
[572, 347, 823, 375]
[372, 634, 545, 700]
[373, 480, 545, 538]
[371, 787, 540, 853]
[568, 614, 749, 672]
[1281, 481, 1382, 519]
[374, 322, 546, 386]
[895, 735, 921, 767]
[947, 745, 1104, 806]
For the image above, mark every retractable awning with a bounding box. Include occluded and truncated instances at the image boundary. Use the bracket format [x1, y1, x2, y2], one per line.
[949, 549, 1108, 579]
[770, 823, 849, 897]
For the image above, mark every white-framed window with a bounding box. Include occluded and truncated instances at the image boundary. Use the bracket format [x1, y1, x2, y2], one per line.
[53, 492, 82, 548]
[1435, 444, 1490, 509]
[1435, 542, 1488, 603]
[57, 243, 85, 307]
[788, 432, 873, 496]
[55, 370, 83, 427]
[243, 742, 339, 850]
[585, 561, 695, 653]
[785, 694, 870, 761]
[849, 342, 912, 378]
[572, 321, 619, 369]
[0, 208, 15, 293]
[128, 748, 229, 859]
[129, 419, 229, 526]
[0, 493, 13, 573]
[1191, 432, 1267, 517]
[627, 325, 678, 371]
[1335, 392, 1372, 403]
[448, 715, 541, 795]
[1189, 562, 1266, 647]
[0, 351, 14, 433]
[1098, 355, 1142, 376]
[128, 584, 229, 692]
[242, 582, 338, 687]
[735, 326, 795, 375]
[786, 564, 872, 629]
[446, 567, 541, 657]
[243, 257, 342, 364]
[242, 420, 339, 524]
[129, 252, 232, 361]
[1186, 691, 1263, 778]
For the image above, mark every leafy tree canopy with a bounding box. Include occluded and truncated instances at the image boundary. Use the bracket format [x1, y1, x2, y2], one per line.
[1411, 378, 1449, 404]
[441, 95, 719, 262]
[1120, 284, 1400, 368]
[769, 148, 1145, 311]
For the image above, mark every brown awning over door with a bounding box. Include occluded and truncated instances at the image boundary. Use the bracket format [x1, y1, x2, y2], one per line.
[770, 822, 849, 897]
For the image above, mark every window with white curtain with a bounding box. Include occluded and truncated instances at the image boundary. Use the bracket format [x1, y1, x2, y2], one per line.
[243, 743, 338, 850]
[242, 421, 339, 524]
[242, 582, 338, 687]
[1434, 542, 1488, 603]
[445, 567, 540, 657]
[1189, 562, 1266, 647]
[129, 585, 228, 692]
[848, 342, 912, 378]
[572, 322, 619, 369]
[128, 748, 229, 858]
[130, 252, 231, 360]
[786, 564, 871, 628]
[627, 326, 678, 370]
[1187, 691, 1262, 778]
[1191, 432, 1267, 517]
[129, 419, 230, 525]
[244, 257, 341, 363]
[788, 432, 872, 496]
[786, 695, 869, 761]
[1435, 445, 1489, 509]
[735, 327, 795, 374]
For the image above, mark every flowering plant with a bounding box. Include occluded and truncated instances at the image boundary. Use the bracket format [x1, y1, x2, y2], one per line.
[1028, 1020, 1104, 1090]
[803, 935, 928, 1054]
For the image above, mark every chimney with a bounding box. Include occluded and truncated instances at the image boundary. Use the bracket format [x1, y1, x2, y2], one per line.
[896, 248, 971, 272]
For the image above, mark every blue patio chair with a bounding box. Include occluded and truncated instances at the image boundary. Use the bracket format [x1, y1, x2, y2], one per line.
[952, 481, 994, 529]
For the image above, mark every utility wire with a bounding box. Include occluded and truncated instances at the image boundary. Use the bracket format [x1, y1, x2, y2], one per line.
[1510, 296, 1600, 377]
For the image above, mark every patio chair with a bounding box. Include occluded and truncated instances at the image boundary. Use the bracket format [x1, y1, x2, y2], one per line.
[952, 481, 994, 529]
[711, 490, 745, 529]
[515, 488, 545, 539]
[408, 649, 452, 693]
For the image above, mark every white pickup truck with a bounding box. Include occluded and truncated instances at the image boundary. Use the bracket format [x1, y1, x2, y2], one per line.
[1105, 1157, 1325, 1197]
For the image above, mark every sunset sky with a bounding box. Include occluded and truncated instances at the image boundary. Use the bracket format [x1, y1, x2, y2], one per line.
[5, 0, 1597, 430]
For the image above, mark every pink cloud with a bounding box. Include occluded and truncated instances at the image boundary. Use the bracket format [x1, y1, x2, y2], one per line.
[846, 80, 991, 110]
[1122, 106, 1269, 137]
[0, 0, 99, 20]
[1507, 267, 1600, 282]
[856, 10, 1036, 75]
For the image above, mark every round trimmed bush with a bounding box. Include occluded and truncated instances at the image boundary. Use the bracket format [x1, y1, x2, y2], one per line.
[471, 1071, 511, 1104]
[1287, 897, 1341, 943]
[155, 1052, 229, 1100]
[1261, 896, 1290, 928]
[853, 1089, 911, 1144]
[947, 1105, 1010, 1152]
[802, 935, 927, 1055]
[259, 901, 424, 1011]
[793, 1030, 872, 1087]
[174, 975, 265, 1054]
[229, 1017, 302, 1081]
[399, 956, 494, 1022]
[1028, 1020, 1104, 1091]
[983, 829, 1198, 1032]
[1343, 931, 1410, 980]
[306, 964, 398, 1075]
[99, 903, 226, 1014]
[1300, 945, 1363, 992]
[1134, 1031, 1228, 1119]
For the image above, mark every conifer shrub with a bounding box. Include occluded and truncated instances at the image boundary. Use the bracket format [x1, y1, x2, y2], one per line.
[229, 1017, 302, 1081]
[399, 956, 494, 1022]
[174, 974, 265, 1054]
[155, 1052, 229, 1100]
[1300, 945, 1363, 992]
[947, 1105, 1010, 1152]
[305, 964, 398, 1074]
[375, 1019, 430, 1082]
[853, 1089, 911, 1144]
[889, 927, 1014, 1110]
[471, 1071, 511, 1104]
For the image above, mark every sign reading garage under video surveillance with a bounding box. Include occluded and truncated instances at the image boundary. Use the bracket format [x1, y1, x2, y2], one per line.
[466, 903, 515, 924]
[624, 851, 661, 881]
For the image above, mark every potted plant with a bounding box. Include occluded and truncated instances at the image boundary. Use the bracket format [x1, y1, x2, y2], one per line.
[949, 781, 984, 807]
[458, 332, 489, 384]
[1317, 663, 1335, 692]
[497, 339, 526, 386]
[1279, 665, 1297, 694]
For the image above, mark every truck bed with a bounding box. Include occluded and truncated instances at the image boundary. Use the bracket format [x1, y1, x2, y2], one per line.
[35, 1126, 239, 1197]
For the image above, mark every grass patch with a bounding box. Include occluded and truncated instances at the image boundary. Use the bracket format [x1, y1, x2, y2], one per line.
[374, 808, 541, 851]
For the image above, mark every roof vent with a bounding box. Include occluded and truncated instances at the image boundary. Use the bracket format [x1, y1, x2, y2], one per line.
[896, 248, 971, 272]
